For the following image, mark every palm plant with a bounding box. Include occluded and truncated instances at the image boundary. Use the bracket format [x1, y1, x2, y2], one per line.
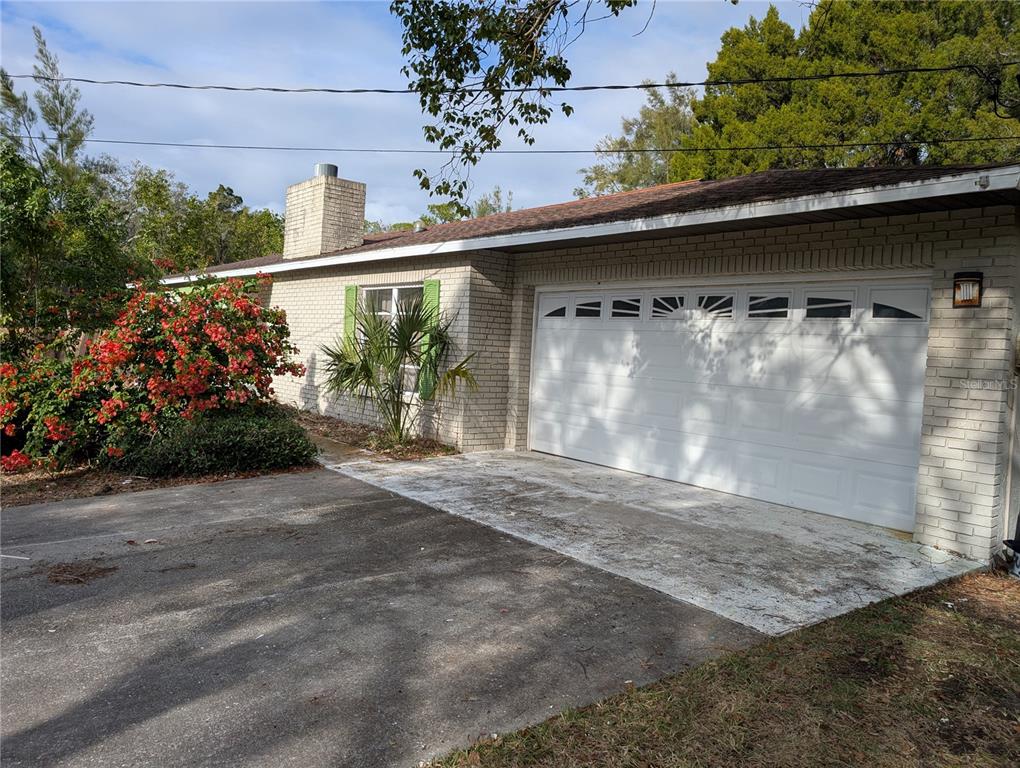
[320, 297, 476, 444]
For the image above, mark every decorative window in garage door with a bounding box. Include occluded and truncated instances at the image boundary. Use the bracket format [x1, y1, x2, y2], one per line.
[870, 287, 927, 320]
[574, 298, 603, 318]
[805, 291, 853, 319]
[610, 297, 642, 318]
[539, 295, 568, 318]
[697, 294, 734, 318]
[651, 295, 685, 318]
[748, 294, 790, 318]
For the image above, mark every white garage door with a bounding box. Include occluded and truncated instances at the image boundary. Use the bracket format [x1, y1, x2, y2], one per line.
[529, 279, 930, 530]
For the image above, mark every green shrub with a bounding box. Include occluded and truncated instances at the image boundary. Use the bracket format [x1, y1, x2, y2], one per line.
[121, 405, 317, 478]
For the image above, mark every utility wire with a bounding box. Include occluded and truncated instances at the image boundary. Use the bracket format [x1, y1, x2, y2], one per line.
[15, 134, 1020, 154]
[9, 61, 1018, 95]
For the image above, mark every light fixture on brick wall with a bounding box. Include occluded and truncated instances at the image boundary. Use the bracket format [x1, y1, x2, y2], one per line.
[953, 271, 983, 308]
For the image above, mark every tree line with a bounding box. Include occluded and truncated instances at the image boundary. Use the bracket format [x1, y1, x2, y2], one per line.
[576, 1, 1019, 196]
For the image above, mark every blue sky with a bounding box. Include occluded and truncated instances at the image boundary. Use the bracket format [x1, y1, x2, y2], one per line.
[1, 1, 806, 222]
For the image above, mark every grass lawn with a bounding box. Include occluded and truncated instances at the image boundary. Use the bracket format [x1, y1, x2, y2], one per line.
[434, 570, 1019, 768]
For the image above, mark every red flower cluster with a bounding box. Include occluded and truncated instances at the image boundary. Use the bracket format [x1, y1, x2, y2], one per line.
[1, 449, 33, 473]
[1, 275, 304, 466]
[43, 416, 74, 442]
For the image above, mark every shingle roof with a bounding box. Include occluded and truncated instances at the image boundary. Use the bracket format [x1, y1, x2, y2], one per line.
[176, 164, 1015, 276]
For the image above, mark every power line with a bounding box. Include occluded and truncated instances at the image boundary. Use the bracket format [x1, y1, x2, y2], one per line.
[15, 134, 1020, 155]
[9, 61, 1017, 95]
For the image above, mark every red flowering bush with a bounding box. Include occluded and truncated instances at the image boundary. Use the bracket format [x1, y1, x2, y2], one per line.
[0, 275, 306, 471]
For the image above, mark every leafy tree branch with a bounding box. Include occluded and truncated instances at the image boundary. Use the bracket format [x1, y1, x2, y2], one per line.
[391, 0, 637, 213]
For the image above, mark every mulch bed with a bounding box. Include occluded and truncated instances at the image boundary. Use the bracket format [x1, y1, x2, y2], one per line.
[433, 569, 1020, 768]
[292, 408, 457, 461]
[1, 464, 315, 508]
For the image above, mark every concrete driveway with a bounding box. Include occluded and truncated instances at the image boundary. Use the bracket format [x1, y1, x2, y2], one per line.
[335, 451, 978, 635]
[0, 470, 759, 768]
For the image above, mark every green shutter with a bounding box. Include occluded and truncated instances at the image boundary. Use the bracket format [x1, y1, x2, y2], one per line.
[422, 279, 440, 319]
[343, 284, 358, 341]
[419, 279, 441, 398]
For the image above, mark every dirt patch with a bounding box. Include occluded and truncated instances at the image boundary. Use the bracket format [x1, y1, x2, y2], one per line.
[45, 560, 118, 585]
[1, 464, 315, 508]
[433, 570, 1020, 768]
[293, 408, 457, 461]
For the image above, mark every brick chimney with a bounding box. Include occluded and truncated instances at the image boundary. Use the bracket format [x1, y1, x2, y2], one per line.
[282, 163, 366, 260]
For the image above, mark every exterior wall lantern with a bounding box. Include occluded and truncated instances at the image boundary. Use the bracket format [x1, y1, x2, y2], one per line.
[953, 271, 983, 308]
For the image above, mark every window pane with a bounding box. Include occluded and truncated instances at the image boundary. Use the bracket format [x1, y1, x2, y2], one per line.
[397, 287, 423, 308]
[805, 296, 852, 319]
[651, 295, 684, 318]
[873, 303, 922, 319]
[611, 297, 641, 318]
[870, 288, 926, 320]
[697, 294, 734, 317]
[544, 306, 567, 318]
[364, 289, 392, 314]
[575, 300, 602, 318]
[749, 295, 789, 318]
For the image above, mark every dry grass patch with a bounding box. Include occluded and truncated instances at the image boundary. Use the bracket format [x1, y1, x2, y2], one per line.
[292, 408, 457, 460]
[434, 571, 1019, 768]
[45, 560, 119, 585]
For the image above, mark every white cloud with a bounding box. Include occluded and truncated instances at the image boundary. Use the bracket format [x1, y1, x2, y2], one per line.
[1, 0, 806, 221]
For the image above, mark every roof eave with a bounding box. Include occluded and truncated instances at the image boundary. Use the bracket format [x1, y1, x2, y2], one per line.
[161, 165, 1020, 285]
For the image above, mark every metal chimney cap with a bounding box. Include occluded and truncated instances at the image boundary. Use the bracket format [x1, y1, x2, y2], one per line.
[314, 163, 338, 178]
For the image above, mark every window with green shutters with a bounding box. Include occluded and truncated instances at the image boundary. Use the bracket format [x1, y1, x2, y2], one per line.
[342, 281, 440, 396]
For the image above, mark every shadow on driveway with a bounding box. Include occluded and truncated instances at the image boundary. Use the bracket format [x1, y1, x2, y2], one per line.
[1, 470, 760, 767]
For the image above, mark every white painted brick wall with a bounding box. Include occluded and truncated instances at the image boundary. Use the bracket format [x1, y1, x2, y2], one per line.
[267, 205, 1018, 562]
[498, 206, 1018, 562]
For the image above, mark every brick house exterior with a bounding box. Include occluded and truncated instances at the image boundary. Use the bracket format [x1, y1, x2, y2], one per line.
[166, 164, 1020, 562]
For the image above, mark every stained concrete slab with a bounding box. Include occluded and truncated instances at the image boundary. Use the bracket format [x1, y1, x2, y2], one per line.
[332, 451, 979, 635]
[0, 470, 760, 768]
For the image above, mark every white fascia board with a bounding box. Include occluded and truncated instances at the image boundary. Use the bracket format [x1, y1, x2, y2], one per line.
[161, 165, 1020, 285]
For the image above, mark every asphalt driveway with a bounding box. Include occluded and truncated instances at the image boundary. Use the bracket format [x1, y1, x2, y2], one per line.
[0, 470, 760, 768]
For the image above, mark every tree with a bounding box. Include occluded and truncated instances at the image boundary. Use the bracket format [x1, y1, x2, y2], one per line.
[390, 0, 638, 212]
[195, 184, 284, 268]
[1, 26, 94, 192]
[320, 298, 476, 443]
[123, 165, 209, 273]
[471, 185, 513, 217]
[576, 77, 696, 196]
[1, 29, 283, 277]
[419, 200, 463, 226]
[368, 186, 515, 232]
[0, 141, 153, 357]
[669, 1, 1020, 181]
[122, 168, 284, 273]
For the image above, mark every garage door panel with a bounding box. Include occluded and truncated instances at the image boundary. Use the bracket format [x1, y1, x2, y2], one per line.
[535, 379, 923, 465]
[852, 467, 917, 524]
[530, 281, 928, 530]
[792, 393, 923, 453]
[531, 399, 923, 473]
